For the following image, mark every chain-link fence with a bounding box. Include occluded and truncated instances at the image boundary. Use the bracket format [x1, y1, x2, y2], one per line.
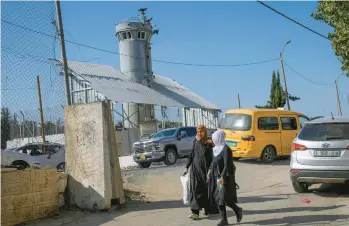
[1, 1, 220, 151]
[1, 1, 66, 149]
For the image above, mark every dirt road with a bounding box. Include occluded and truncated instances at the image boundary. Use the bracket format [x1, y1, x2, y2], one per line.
[28, 160, 349, 226]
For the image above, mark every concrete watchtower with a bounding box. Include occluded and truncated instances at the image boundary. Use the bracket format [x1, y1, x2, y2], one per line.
[116, 8, 158, 129]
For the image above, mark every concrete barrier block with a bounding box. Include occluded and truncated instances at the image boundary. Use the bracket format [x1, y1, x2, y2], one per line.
[31, 168, 57, 181]
[37, 189, 59, 205]
[1, 170, 19, 184]
[33, 203, 57, 219]
[19, 170, 31, 182]
[32, 177, 57, 192]
[10, 193, 37, 208]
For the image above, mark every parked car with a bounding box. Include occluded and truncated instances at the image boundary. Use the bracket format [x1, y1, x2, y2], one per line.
[290, 116, 349, 193]
[1, 142, 65, 172]
[132, 127, 197, 168]
[218, 108, 311, 163]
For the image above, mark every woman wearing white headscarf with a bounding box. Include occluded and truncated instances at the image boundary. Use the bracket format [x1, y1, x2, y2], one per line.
[207, 130, 243, 226]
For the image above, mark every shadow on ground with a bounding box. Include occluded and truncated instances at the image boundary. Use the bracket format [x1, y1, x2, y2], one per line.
[206, 205, 346, 221]
[311, 183, 349, 198]
[236, 158, 290, 166]
[237, 214, 349, 225]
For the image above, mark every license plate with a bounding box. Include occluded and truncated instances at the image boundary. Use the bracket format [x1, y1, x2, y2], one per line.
[314, 150, 341, 157]
[140, 154, 145, 160]
[226, 141, 237, 147]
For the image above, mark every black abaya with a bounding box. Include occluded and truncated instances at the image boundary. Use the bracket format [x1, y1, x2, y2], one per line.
[186, 140, 218, 214]
[209, 145, 238, 206]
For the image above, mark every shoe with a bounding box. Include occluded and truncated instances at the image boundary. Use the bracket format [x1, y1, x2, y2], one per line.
[217, 219, 228, 226]
[236, 207, 243, 223]
[189, 213, 199, 220]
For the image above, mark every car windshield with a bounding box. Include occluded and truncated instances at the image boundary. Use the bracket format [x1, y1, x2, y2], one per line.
[298, 123, 349, 141]
[219, 113, 252, 131]
[151, 129, 177, 139]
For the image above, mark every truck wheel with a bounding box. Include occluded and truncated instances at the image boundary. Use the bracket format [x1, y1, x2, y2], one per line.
[138, 162, 151, 168]
[292, 181, 309, 193]
[164, 149, 178, 166]
[261, 146, 276, 163]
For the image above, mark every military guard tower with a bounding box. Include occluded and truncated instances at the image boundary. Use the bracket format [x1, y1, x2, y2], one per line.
[116, 8, 159, 131]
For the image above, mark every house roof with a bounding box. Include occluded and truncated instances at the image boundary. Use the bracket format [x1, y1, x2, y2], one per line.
[64, 61, 220, 110]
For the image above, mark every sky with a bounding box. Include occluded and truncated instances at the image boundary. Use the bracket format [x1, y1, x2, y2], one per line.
[2, 1, 348, 124]
[59, 1, 348, 118]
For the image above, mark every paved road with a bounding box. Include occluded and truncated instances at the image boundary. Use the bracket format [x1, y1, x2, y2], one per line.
[29, 159, 349, 226]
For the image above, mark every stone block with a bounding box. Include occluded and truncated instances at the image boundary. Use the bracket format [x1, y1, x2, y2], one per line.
[19, 206, 34, 222]
[19, 170, 31, 182]
[32, 177, 57, 192]
[37, 189, 59, 205]
[2, 180, 33, 197]
[1, 170, 19, 184]
[10, 193, 37, 209]
[1, 196, 11, 210]
[1, 182, 18, 197]
[1, 208, 20, 225]
[33, 203, 58, 219]
[31, 168, 57, 181]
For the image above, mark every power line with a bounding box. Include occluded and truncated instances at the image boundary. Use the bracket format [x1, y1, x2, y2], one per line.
[2, 19, 279, 67]
[257, 1, 330, 41]
[283, 61, 344, 86]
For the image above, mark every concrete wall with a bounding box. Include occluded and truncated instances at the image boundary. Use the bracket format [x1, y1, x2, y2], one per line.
[64, 102, 124, 210]
[0, 168, 67, 226]
[6, 134, 65, 149]
[115, 128, 140, 156]
[6, 128, 139, 157]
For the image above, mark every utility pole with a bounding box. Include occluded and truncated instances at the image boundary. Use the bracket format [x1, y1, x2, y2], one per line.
[237, 94, 241, 109]
[56, 0, 71, 105]
[335, 80, 342, 116]
[280, 40, 292, 111]
[37, 76, 46, 142]
[280, 52, 291, 111]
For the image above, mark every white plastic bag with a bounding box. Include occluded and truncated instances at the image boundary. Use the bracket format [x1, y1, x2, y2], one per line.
[180, 174, 190, 205]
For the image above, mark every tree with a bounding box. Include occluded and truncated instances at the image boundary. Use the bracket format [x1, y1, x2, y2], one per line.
[256, 71, 300, 109]
[312, 1, 349, 77]
[45, 121, 56, 135]
[1, 108, 11, 149]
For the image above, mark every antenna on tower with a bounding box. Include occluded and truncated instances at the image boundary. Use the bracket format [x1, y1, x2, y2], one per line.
[138, 8, 147, 22]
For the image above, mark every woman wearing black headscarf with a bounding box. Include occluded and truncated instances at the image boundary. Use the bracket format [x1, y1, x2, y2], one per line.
[184, 125, 218, 220]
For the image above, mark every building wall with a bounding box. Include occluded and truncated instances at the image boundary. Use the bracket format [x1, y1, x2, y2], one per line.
[70, 75, 105, 105]
[0, 168, 67, 226]
[182, 108, 219, 129]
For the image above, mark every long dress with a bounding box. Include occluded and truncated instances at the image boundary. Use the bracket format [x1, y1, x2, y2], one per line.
[186, 140, 219, 214]
[209, 145, 238, 206]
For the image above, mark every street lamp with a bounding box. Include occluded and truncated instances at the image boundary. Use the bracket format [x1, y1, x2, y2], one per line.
[280, 40, 292, 111]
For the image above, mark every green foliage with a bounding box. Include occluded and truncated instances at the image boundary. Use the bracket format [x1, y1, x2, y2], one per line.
[1, 108, 11, 149]
[312, 1, 349, 77]
[255, 71, 300, 109]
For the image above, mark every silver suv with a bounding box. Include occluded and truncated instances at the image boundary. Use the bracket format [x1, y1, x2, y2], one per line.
[290, 116, 349, 193]
[132, 127, 197, 168]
